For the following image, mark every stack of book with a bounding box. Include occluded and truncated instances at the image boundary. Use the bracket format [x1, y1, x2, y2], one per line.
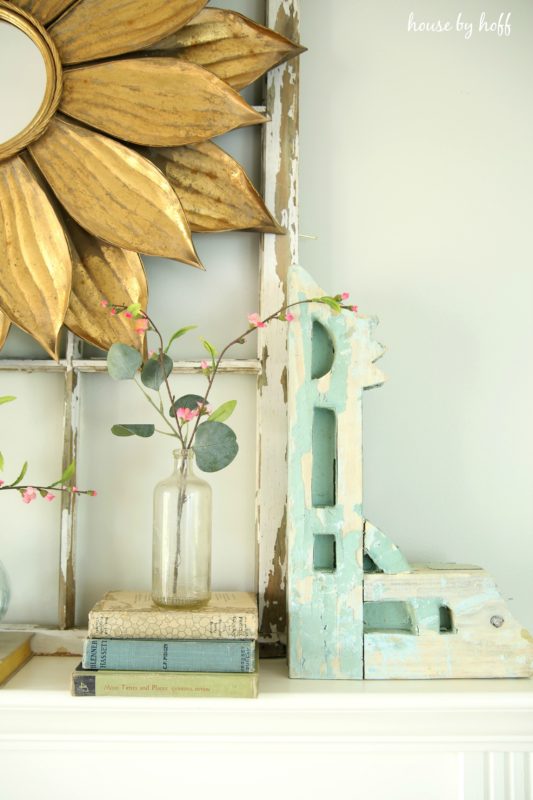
[71, 590, 259, 698]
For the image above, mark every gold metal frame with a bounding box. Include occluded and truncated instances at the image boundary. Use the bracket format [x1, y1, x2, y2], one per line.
[0, 2, 62, 161]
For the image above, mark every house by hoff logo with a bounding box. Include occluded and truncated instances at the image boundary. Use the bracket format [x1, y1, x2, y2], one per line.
[407, 12, 512, 39]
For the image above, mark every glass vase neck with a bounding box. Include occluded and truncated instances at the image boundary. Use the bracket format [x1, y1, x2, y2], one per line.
[172, 449, 195, 470]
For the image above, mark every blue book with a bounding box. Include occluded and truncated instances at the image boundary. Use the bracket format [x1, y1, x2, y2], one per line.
[82, 638, 256, 673]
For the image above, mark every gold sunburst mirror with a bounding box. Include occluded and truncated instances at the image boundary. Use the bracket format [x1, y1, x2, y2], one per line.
[0, 0, 303, 357]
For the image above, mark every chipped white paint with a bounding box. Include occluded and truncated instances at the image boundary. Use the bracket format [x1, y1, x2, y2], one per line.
[58, 332, 82, 630]
[287, 266, 386, 678]
[257, 0, 301, 649]
[0, 623, 85, 655]
[0, 358, 260, 374]
[365, 564, 533, 679]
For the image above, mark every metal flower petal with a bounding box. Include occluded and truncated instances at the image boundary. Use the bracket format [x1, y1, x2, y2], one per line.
[10, 0, 74, 25]
[0, 311, 10, 350]
[0, 155, 71, 359]
[152, 142, 282, 233]
[29, 116, 202, 265]
[150, 7, 306, 90]
[50, 0, 207, 65]
[60, 58, 266, 147]
[64, 218, 148, 353]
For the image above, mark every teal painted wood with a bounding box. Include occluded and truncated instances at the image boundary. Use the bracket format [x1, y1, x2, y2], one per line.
[364, 521, 410, 574]
[287, 266, 385, 679]
[82, 638, 256, 673]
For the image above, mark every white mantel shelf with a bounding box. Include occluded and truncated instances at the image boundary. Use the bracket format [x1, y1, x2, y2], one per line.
[1, 657, 533, 800]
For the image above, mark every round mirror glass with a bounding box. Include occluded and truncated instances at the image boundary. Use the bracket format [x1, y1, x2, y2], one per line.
[0, 20, 47, 146]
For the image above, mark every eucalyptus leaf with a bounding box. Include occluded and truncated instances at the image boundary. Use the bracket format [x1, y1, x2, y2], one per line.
[193, 421, 238, 473]
[111, 424, 155, 438]
[165, 325, 197, 354]
[208, 400, 237, 423]
[141, 353, 173, 391]
[9, 461, 28, 487]
[0, 396, 16, 405]
[169, 394, 205, 418]
[107, 343, 142, 380]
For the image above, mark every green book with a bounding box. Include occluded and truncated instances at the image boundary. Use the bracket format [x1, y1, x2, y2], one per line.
[71, 659, 259, 698]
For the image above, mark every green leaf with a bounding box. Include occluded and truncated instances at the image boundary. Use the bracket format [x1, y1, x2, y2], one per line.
[9, 461, 28, 487]
[169, 394, 205, 418]
[208, 400, 237, 423]
[141, 353, 173, 391]
[317, 296, 342, 314]
[0, 395, 16, 405]
[0, 452, 3, 472]
[49, 460, 76, 488]
[193, 421, 238, 473]
[107, 343, 142, 380]
[165, 325, 197, 354]
[111, 424, 155, 438]
[127, 302, 142, 317]
[60, 461, 76, 483]
[201, 338, 218, 368]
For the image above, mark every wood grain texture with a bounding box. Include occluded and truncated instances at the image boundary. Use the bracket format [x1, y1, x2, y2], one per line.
[64, 218, 148, 353]
[58, 331, 81, 630]
[287, 266, 385, 679]
[0, 155, 71, 358]
[152, 142, 281, 233]
[150, 7, 306, 90]
[0, 311, 10, 350]
[49, 0, 207, 65]
[257, 0, 301, 653]
[29, 116, 201, 266]
[364, 565, 533, 679]
[61, 58, 266, 147]
[364, 521, 410, 574]
[11, 0, 74, 25]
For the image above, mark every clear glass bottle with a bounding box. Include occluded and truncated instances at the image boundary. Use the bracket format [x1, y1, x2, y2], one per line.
[152, 449, 212, 607]
[0, 560, 10, 622]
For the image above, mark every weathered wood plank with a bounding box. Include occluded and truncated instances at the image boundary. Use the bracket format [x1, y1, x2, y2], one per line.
[58, 332, 82, 630]
[257, 0, 301, 654]
[287, 266, 385, 679]
[0, 624, 86, 655]
[364, 564, 533, 679]
[0, 358, 261, 374]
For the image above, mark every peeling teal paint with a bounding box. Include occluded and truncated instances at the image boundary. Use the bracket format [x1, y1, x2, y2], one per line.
[364, 521, 410, 574]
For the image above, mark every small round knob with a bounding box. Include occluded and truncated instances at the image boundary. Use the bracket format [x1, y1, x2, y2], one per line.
[490, 615, 505, 628]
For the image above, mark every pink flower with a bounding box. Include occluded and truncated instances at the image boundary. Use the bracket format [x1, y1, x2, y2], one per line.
[135, 318, 149, 334]
[351, 305, 358, 313]
[196, 401, 212, 415]
[100, 299, 109, 308]
[22, 487, 37, 504]
[341, 292, 350, 301]
[247, 312, 266, 329]
[72, 486, 79, 493]
[285, 312, 295, 322]
[200, 360, 209, 370]
[0, 480, 4, 487]
[124, 311, 133, 319]
[44, 493, 55, 502]
[88, 490, 97, 497]
[176, 407, 199, 422]
[110, 308, 117, 316]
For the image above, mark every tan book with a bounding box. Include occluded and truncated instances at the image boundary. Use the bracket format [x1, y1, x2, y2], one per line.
[0, 632, 32, 686]
[88, 591, 258, 640]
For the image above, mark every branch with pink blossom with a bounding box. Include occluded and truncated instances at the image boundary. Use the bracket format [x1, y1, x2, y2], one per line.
[105, 292, 358, 473]
[0, 396, 97, 504]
